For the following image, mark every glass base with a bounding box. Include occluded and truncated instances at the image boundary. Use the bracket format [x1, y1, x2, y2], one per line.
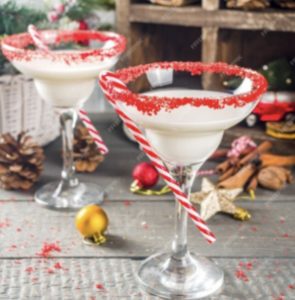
[137, 252, 224, 299]
[34, 180, 105, 209]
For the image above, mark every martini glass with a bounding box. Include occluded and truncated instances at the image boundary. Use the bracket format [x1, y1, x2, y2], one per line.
[1, 30, 126, 209]
[100, 62, 267, 299]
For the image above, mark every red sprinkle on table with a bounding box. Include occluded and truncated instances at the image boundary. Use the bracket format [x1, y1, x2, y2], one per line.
[123, 200, 132, 206]
[0, 219, 10, 228]
[239, 261, 253, 270]
[1, 30, 126, 64]
[273, 294, 285, 300]
[235, 269, 249, 282]
[47, 268, 55, 274]
[95, 283, 105, 290]
[36, 242, 61, 258]
[245, 262, 253, 270]
[101, 62, 268, 115]
[251, 226, 258, 232]
[235, 260, 256, 282]
[25, 267, 34, 274]
[236, 269, 249, 282]
[53, 262, 63, 269]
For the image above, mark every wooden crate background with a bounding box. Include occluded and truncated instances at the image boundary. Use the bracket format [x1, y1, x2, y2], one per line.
[220, 30, 295, 70]
[116, 0, 295, 89]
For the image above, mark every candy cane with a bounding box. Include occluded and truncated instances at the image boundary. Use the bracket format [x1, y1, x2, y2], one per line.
[27, 24, 108, 155]
[28, 25, 49, 52]
[197, 169, 215, 176]
[227, 136, 256, 158]
[78, 109, 109, 155]
[99, 71, 216, 244]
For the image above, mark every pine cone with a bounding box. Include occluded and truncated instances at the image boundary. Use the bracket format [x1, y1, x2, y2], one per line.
[74, 125, 104, 173]
[0, 132, 44, 190]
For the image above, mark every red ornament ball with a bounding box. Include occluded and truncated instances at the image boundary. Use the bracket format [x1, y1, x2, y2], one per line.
[132, 162, 159, 188]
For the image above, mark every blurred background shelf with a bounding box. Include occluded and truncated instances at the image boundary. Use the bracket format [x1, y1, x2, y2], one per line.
[116, 0, 295, 89]
[129, 4, 295, 32]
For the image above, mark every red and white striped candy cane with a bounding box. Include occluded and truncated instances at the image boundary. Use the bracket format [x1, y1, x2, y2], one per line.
[27, 24, 108, 155]
[197, 169, 215, 176]
[78, 109, 109, 155]
[28, 25, 49, 52]
[99, 71, 216, 244]
[227, 136, 256, 158]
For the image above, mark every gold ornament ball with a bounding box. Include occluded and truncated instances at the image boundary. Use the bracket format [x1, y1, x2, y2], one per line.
[75, 204, 108, 244]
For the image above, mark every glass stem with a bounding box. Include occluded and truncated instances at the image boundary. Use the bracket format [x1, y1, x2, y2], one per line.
[171, 165, 196, 260]
[59, 109, 79, 187]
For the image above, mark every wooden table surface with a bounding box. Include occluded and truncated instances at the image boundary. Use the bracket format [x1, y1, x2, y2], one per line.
[0, 113, 294, 300]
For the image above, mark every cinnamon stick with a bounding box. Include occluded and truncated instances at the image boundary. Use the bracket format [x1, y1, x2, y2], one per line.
[218, 163, 257, 189]
[216, 145, 260, 174]
[260, 154, 295, 167]
[218, 166, 236, 182]
[216, 157, 238, 174]
[216, 160, 231, 173]
[239, 141, 272, 166]
[210, 148, 229, 160]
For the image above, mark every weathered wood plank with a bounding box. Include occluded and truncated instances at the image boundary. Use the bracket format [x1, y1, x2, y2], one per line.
[201, 28, 219, 59]
[0, 201, 294, 258]
[0, 257, 294, 299]
[115, 0, 130, 39]
[202, 0, 219, 10]
[115, 0, 132, 68]
[201, 26, 219, 89]
[130, 4, 295, 32]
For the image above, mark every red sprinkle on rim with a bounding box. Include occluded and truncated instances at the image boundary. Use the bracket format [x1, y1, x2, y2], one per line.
[100, 61, 268, 115]
[1, 30, 126, 63]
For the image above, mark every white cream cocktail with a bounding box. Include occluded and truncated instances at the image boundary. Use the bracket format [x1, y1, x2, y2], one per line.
[100, 62, 267, 299]
[126, 88, 255, 165]
[1, 30, 126, 209]
[12, 50, 118, 108]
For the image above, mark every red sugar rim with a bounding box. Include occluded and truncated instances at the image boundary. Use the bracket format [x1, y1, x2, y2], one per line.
[1, 30, 126, 63]
[100, 61, 268, 115]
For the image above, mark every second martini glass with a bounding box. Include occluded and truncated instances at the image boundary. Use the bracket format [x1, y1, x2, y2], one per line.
[100, 62, 267, 299]
[1, 29, 126, 208]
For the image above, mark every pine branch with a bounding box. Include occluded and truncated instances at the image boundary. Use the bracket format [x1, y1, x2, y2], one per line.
[0, 2, 45, 35]
[67, 0, 115, 20]
[0, 2, 46, 74]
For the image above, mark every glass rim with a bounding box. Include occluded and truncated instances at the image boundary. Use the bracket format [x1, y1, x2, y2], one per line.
[1, 29, 126, 63]
[100, 61, 268, 115]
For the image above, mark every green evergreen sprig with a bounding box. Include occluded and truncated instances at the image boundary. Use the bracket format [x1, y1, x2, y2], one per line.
[0, 2, 46, 74]
[0, 2, 45, 36]
[66, 0, 115, 20]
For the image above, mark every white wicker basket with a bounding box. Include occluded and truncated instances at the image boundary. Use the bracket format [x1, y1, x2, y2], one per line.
[0, 74, 59, 146]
